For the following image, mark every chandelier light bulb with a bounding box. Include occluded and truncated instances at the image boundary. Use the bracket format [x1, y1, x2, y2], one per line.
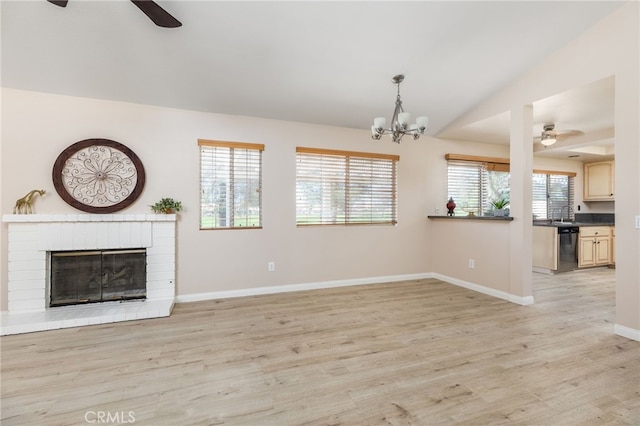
[374, 117, 386, 131]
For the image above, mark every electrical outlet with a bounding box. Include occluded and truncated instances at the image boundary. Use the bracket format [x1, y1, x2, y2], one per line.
[636, 216, 640, 229]
[468, 259, 475, 269]
[268, 261, 275, 272]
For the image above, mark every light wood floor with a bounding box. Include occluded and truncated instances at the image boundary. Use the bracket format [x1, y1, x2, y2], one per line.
[2, 268, 638, 425]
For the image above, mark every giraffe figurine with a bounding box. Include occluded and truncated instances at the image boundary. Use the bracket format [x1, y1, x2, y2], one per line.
[13, 190, 46, 214]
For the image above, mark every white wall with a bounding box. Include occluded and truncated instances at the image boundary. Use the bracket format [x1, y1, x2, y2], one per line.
[0, 88, 602, 311]
[1, 88, 442, 309]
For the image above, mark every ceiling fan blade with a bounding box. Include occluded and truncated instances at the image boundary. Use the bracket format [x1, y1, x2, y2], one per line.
[47, 0, 68, 7]
[130, 0, 182, 28]
[556, 130, 585, 139]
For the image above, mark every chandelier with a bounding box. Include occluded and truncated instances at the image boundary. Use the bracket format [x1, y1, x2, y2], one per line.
[371, 74, 429, 143]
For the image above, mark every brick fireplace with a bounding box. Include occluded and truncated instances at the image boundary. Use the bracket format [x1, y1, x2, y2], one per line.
[1, 214, 176, 335]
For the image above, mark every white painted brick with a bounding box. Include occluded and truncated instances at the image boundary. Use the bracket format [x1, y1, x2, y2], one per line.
[148, 280, 174, 291]
[9, 240, 39, 252]
[8, 259, 47, 271]
[7, 279, 46, 290]
[150, 237, 175, 249]
[9, 288, 46, 301]
[152, 228, 176, 239]
[5, 214, 176, 321]
[147, 270, 174, 281]
[9, 299, 46, 312]
[147, 262, 175, 274]
[72, 222, 87, 249]
[147, 286, 175, 299]
[128, 222, 141, 247]
[120, 223, 132, 247]
[146, 254, 175, 265]
[107, 222, 121, 248]
[83, 223, 98, 249]
[8, 250, 46, 262]
[141, 223, 153, 246]
[153, 221, 175, 232]
[8, 224, 38, 236]
[59, 223, 74, 249]
[96, 223, 110, 248]
[9, 269, 47, 281]
[146, 245, 175, 256]
[37, 222, 55, 249]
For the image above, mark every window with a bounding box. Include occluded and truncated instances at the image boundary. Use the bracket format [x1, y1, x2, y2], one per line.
[532, 172, 575, 220]
[446, 159, 509, 216]
[446, 154, 575, 219]
[296, 147, 398, 225]
[199, 140, 264, 229]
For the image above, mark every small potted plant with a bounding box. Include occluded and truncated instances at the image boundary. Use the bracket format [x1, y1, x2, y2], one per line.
[491, 198, 509, 217]
[150, 198, 183, 214]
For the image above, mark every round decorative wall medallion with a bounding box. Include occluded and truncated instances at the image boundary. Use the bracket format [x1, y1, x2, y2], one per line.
[52, 139, 146, 213]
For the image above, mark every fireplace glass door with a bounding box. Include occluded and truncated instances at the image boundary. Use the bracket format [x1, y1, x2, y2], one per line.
[50, 249, 146, 307]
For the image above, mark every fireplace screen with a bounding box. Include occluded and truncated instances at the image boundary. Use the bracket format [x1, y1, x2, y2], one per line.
[50, 249, 146, 307]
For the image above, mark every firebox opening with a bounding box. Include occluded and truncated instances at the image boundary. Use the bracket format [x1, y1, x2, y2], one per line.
[50, 249, 146, 307]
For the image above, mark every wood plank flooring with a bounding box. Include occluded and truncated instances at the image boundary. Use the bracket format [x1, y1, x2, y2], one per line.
[2, 268, 638, 425]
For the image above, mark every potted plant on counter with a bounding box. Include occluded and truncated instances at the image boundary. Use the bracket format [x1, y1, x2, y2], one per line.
[150, 198, 183, 214]
[491, 198, 509, 217]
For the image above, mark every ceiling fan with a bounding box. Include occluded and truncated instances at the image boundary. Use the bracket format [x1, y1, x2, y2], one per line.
[47, 0, 182, 28]
[535, 123, 584, 147]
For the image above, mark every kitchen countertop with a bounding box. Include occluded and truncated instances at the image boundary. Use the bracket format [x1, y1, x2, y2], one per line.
[533, 221, 614, 228]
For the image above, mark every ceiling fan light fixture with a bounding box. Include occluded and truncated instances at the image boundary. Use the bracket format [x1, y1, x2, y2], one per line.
[540, 133, 557, 146]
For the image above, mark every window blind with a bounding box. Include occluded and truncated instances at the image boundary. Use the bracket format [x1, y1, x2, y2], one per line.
[447, 160, 485, 216]
[199, 140, 264, 229]
[532, 173, 574, 220]
[296, 147, 398, 225]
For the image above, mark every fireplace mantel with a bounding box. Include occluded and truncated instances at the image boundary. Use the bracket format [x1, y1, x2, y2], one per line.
[2, 213, 177, 335]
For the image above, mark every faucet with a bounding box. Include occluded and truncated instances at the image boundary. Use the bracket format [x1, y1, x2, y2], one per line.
[560, 205, 574, 223]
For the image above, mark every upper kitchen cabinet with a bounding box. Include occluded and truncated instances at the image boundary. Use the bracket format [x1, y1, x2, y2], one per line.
[584, 160, 615, 201]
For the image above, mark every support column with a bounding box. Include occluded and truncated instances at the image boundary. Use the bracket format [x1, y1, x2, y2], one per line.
[509, 104, 534, 303]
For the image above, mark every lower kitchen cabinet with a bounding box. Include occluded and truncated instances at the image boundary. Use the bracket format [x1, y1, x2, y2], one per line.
[578, 226, 612, 268]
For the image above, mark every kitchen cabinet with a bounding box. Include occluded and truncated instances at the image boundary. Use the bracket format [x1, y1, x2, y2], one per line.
[533, 226, 557, 270]
[611, 227, 615, 265]
[578, 226, 611, 268]
[583, 161, 614, 201]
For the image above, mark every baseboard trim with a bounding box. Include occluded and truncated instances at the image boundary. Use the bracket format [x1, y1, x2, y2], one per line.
[176, 272, 535, 306]
[432, 273, 535, 306]
[175, 273, 435, 303]
[614, 324, 640, 341]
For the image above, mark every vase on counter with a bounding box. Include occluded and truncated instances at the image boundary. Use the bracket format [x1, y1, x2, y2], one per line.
[446, 197, 456, 216]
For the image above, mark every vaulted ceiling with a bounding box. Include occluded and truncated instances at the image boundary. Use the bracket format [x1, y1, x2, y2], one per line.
[1, 1, 622, 158]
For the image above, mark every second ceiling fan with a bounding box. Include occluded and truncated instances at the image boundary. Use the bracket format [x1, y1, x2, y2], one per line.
[535, 123, 584, 147]
[47, 0, 182, 28]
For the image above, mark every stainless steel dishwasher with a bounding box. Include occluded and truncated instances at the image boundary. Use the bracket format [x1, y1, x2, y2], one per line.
[557, 227, 579, 272]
